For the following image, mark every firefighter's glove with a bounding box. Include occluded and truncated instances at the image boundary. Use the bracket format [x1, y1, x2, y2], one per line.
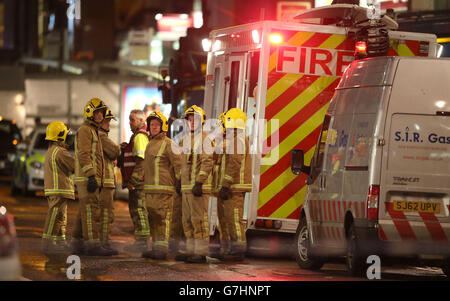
[219, 186, 232, 200]
[192, 182, 203, 197]
[175, 179, 182, 196]
[87, 175, 98, 193]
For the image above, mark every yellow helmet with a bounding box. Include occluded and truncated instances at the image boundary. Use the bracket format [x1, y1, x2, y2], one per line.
[46, 121, 70, 142]
[104, 107, 117, 120]
[184, 105, 206, 124]
[84, 97, 107, 120]
[224, 108, 247, 130]
[147, 111, 168, 132]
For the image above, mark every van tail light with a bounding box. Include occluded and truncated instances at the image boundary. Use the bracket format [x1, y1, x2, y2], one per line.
[367, 185, 380, 220]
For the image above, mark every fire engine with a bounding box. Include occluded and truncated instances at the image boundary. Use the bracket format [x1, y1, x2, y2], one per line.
[201, 4, 438, 252]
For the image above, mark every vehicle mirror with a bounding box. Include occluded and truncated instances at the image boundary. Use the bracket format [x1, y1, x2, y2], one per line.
[291, 149, 310, 175]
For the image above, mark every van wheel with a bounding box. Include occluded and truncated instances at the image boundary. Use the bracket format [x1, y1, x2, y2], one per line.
[295, 217, 323, 270]
[346, 223, 367, 277]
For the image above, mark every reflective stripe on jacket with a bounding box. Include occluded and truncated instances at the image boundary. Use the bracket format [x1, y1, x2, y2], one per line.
[99, 129, 121, 188]
[44, 143, 75, 199]
[180, 130, 214, 193]
[74, 120, 105, 186]
[144, 132, 181, 194]
[121, 126, 148, 187]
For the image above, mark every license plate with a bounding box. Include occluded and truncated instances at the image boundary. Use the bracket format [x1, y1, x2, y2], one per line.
[393, 200, 441, 214]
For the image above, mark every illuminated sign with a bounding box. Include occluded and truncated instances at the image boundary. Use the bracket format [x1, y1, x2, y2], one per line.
[276, 46, 354, 77]
[156, 14, 193, 41]
[277, 1, 312, 22]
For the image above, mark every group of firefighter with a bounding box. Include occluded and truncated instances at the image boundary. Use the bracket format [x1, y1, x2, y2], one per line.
[41, 97, 252, 263]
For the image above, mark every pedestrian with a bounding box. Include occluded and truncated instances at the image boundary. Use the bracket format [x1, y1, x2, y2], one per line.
[141, 111, 182, 260]
[120, 109, 150, 252]
[217, 108, 252, 261]
[98, 108, 121, 254]
[71, 97, 116, 256]
[42, 121, 74, 254]
[179, 105, 214, 263]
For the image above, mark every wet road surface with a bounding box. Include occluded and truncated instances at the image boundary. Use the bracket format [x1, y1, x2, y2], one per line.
[0, 181, 448, 282]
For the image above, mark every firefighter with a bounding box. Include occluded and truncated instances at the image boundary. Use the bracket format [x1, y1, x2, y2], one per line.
[217, 108, 252, 261]
[120, 109, 150, 252]
[72, 98, 116, 256]
[42, 121, 74, 254]
[180, 105, 214, 263]
[98, 108, 121, 254]
[141, 111, 182, 260]
[211, 112, 232, 259]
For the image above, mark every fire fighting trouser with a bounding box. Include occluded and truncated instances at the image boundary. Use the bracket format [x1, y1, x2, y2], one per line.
[145, 193, 174, 253]
[218, 192, 246, 254]
[99, 187, 115, 245]
[170, 193, 184, 253]
[182, 193, 210, 256]
[129, 188, 150, 240]
[42, 196, 68, 242]
[216, 196, 231, 255]
[72, 183, 101, 247]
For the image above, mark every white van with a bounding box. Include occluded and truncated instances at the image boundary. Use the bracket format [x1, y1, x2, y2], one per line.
[291, 56, 450, 277]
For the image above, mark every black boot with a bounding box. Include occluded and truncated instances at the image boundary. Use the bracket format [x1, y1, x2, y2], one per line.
[102, 243, 119, 256]
[142, 250, 167, 260]
[186, 254, 206, 263]
[84, 245, 116, 256]
[70, 239, 85, 255]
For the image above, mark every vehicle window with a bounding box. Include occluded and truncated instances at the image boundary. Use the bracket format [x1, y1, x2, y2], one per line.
[307, 114, 331, 184]
[211, 67, 221, 119]
[228, 61, 240, 110]
[33, 133, 48, 150]
[245, 51, 260, 140]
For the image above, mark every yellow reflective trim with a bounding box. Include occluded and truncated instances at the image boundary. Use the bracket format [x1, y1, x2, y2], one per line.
[46, 207, 58, 236]
[82, 165, 93, 172]
[51, 147, 59, 190]
[87, 204, 93, 241]
[164, 210, 171, 243]
[234, 208, 241, 242]
[103, 209, 108, 241]
[224, 175, 233, 182]
[154, 140, 168, 186]
[144, 185, 175, 192]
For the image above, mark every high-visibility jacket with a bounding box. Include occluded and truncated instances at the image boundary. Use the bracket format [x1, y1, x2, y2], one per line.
[74, 120, 105, 186]
[44, 142, 75, 199]
[211, 134, 225, 196]
[98, 129, 121, 188]
[180, 130, 214, 194]
[121, 126, 148, 188]
[144, 132, 181, 195]
[218, 130, 252, 192]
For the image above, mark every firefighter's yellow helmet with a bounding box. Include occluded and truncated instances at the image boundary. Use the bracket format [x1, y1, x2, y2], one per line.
[147, 111, 168, 132]
[104, 107, 117, 120]
[45, 121, 70, 142]
[184, 105, 206, 124]
[224, 108, 247, 130]
[84, 97, 107, 120]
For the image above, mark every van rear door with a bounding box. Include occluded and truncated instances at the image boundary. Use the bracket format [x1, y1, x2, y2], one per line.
[379, 113, 450, 243]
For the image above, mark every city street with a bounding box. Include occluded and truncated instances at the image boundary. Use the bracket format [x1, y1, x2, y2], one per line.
[0, 180, 447, 282]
